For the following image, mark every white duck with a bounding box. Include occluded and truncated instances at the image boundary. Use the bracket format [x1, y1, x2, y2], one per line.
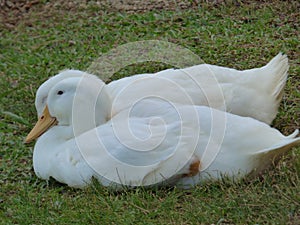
[25, 74, 300, 189]
[34, 53, 289, 125]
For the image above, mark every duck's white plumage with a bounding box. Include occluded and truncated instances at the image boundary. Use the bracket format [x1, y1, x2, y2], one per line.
[32, 76, 200, 188]
[28, 74, 300, 189]
[35, 53, 289, 124]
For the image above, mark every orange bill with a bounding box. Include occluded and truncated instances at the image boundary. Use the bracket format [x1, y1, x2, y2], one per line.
[25, 105, 57, 143]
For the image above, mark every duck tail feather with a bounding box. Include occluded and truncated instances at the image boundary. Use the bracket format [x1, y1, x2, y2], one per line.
[256, 132, 300, 156]
[250, 134, 300, 176]
[265, 52, 289, 102]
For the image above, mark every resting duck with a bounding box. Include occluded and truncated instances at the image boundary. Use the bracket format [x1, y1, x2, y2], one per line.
[34, 53, 289, 125]
[25, 74, 300, 189]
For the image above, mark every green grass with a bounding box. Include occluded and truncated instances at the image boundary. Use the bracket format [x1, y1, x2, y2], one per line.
[0, 1, 299, 224]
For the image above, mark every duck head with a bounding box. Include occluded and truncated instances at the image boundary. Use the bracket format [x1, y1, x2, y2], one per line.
[26, 74, 112, 143]
[35, 70, 86, 118]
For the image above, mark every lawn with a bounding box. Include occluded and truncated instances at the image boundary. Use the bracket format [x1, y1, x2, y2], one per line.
[0, 0, 299, 224]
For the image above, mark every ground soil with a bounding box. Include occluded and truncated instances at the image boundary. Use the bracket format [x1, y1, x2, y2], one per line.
[0, 0, 244, 29]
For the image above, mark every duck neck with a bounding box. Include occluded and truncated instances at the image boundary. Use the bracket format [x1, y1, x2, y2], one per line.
[72, 78, 112, 136]
[95, 85, 113, 125]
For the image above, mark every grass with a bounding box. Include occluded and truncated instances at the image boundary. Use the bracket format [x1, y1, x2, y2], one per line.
[0, 0, 299, 224]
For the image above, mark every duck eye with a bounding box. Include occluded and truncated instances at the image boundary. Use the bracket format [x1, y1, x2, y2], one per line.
[57, 90, 64, 95]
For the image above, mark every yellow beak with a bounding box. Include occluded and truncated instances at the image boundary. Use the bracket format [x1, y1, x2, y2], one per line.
[25, 105, 57, 143]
